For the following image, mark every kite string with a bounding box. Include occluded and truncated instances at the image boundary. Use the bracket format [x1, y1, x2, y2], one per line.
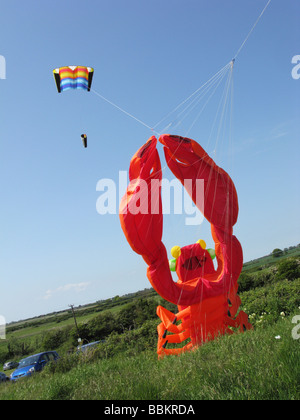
[158, 62, 231, 135]
[90, 88, 158, 134]
[155, 63, 233, 176]
[89, 0, 271, 139]
[184, 63, 231, 137]
[152, 61, 232, 133]
[90, 61, 231, 139]
[233, 0, 272, 60]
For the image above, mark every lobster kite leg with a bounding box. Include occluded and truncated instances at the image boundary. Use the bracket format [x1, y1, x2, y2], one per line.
[157, 305, 194, 357]
[156, 305, 193, 353]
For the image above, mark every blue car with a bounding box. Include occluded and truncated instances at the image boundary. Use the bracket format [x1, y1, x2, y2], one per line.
[10, 351, 59, 381]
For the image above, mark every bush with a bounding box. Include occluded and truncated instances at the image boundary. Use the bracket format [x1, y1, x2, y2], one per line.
[0, 347, 9, 365]
[70, 312, 119, 346]
[44, 353, 79, 374]
[240, 278, 300, 325]
[238, 272, 254, 292]
[275, 258, 300, 281]
[6, 337, 33, 360]
[97, 319, 159, 359]
[238, 269, 273, 292]
[272, 248, 283, 258]
[69, 298, 162, 346]
[238, 257, 300, 293]
[41, 326, 73, 351]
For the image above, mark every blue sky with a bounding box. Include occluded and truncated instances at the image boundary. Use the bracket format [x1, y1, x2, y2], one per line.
[0, 0, 299, 323]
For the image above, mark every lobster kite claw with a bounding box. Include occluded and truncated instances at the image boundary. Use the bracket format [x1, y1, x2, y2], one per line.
[159, 134, 243, 294]
[159, 134, 238, 232]
[119, 136, 164, 266]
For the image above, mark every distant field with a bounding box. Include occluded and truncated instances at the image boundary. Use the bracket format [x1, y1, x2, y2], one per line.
[6, 289, 158, 331]
[242, 246, 300, 273]
[0, 289, 160, 371]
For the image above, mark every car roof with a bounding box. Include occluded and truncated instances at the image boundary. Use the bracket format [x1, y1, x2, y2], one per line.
[20, 351, 57, 360]
[78, 341, 100, 348]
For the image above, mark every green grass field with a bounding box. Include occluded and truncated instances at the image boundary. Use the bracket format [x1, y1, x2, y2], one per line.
[0, 246, 299, 400]
[0, 315, 298, 400]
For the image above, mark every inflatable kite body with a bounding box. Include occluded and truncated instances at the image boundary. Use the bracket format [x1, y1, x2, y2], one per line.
[53, 66, 94, 93]
[119, 134, 252, 357]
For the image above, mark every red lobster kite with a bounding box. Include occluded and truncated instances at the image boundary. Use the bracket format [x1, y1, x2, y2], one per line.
[120, 134, 252, 357]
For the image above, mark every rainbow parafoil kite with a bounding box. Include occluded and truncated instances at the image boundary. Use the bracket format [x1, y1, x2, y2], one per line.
[119, 134, 252, 358]
[53, 66, 94, 93]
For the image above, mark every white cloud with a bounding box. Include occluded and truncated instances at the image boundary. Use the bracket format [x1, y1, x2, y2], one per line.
[43, 282, 91, 300]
